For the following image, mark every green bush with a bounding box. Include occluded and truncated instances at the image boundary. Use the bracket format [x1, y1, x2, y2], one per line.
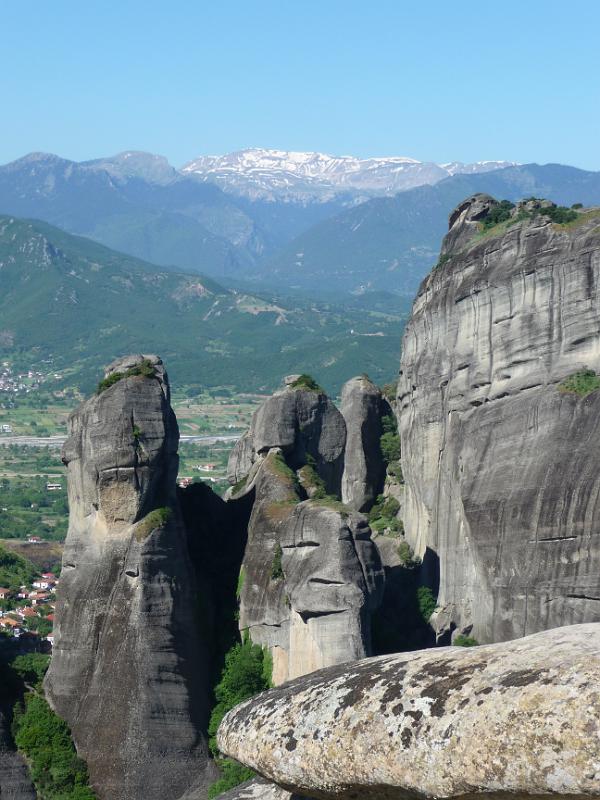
[207, 639, 272, 797]
[380, 432, 401, 465]
[289, 374, 324, 393]
[207, 761, 255, 799]
[558, 369, 600, 397]
[97, 359, 156, 394]
[11, 654, 51, 688]
[380, 414, 400, 467]
[396, 540, 421, 568]
[417, 585, 437, 622]
[368, 494, 402, 534]
[0, 545, 37, 589]
[454, 634, 479, 647]
[13, 693, 96, 799]
[481, 200, 515, 230]
[541, 204, 578, 224]
[270, 543, 283, 581]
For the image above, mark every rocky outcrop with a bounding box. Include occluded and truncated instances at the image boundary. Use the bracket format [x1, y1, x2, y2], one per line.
[227, 377, 346, 495]
[45, 355, 217, 800]
[218, 623, 600, 800]
[228, 379, 384, 684]
[0, 710, 36, 799]
[340, 376, 388, 512]
[399, 197, 600, 642]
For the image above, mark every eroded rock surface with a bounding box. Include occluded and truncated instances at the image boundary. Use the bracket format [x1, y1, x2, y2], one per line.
[45, 355, 217, 800]
[219, 623, 600, 800]
[340, 376, 388, 512]
[229, 380, 384, 684]
[227, 380, 346, 495]
[399, 197, 600, 642]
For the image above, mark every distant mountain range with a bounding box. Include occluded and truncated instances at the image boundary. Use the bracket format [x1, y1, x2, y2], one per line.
[182, 148, 517, 202]
[261, 163, 600, 294]
[1, 149, 600, 298]
[0, 215, 407, 393]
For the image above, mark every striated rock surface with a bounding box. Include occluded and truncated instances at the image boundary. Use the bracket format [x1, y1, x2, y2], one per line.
[399, 197, 600, 642]
[45, 354, 217, 800]
[227, 380, 346, 495]
[0, 710, 36, 799]
[218, 623, 600, 800]
[340, 376, 388, 512]
[229, 380, 384, 684]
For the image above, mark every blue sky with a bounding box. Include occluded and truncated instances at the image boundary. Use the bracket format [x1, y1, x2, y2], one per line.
[2, 0, 599, 169]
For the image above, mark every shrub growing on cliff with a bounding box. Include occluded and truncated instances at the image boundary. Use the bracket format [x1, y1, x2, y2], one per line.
[10, 653, 51, 689]
[13, 693, 96, 799]
[380, 414, 401, 470]
[289, 374, 324, 393]
[208, 639, 272, 797]
[270, 543, 284, 580]
[97, 359, 156, 394]
[454, 634, 479, 647]
[558, 369, 600, 397]
[417, 585, 437, 622]
[481, 200, 515, 230]
[541, 204, 578, 224]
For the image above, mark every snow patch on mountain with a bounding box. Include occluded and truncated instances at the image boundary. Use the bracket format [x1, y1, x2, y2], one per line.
[182, 148, 518, 201]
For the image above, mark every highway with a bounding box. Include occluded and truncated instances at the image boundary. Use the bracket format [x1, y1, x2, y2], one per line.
[0, 434, 240, 448]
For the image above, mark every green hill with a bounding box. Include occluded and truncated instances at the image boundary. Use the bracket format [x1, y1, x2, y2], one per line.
[0, 216, 407, 394]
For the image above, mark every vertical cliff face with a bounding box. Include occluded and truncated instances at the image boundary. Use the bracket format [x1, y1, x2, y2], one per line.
[227, 379, 384, 684]
[45, 355, 217, 800]
[340, 376, 388, 512]
[399, 196, 600, 643]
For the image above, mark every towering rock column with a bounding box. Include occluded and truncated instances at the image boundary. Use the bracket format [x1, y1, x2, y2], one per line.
[227, 377, 384, 684]
[341, 375, 389, 512]
[45, 355, 217, 800]
[399, 196, 600, 643]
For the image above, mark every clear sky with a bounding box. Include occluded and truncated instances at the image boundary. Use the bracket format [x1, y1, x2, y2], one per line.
[2, 0, 599, 169]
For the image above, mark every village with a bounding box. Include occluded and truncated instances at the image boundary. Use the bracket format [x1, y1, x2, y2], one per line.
[0, 362, 50, 398]
[0, 570, 57, 650]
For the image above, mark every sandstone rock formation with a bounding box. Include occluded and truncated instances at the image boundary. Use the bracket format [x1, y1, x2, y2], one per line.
[0, 710, 36, 799]
[227, 378, 346, 495]
[340, 376, 388, 512]
[398, 197, 600, 642]
[45, 354, 217, 800]
[218, 623, 600, 800]
[228, 380, 384, 684]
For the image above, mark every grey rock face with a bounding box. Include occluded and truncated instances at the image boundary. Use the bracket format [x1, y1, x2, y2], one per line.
[340, 376, 388, 511]
[237, 453, 384, 684]
[179, 777, 308, 800]
[218, 623, 600, 800]
[0, 710, 36, 799]
[45, 355, 217, 800]
[230, 380, 383, 685]
[399, 197, 600, 642]
[227, 382, 346, 496]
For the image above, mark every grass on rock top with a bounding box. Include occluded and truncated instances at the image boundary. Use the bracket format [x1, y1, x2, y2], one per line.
[97, 359, 157, 394]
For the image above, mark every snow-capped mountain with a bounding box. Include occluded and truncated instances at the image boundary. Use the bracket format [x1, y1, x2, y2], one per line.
[182, 148, 518, 202]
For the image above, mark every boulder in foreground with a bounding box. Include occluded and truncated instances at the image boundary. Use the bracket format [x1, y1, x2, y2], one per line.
[218, 623, 600, 800]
